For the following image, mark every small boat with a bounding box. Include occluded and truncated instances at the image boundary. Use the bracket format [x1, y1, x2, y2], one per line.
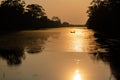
[70, 31, 75, 33]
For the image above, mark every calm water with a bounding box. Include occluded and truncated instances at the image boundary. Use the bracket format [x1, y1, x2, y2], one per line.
[0, 27, 120, 80]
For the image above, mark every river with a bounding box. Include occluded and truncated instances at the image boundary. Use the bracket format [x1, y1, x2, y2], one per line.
[0, 27, 120, 80]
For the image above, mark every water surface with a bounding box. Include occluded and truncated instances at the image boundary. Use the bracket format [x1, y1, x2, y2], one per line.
[0, 27, 119, 80]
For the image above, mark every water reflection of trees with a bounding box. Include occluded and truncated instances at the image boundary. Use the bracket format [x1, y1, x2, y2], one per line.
[0, 32, 55, 66]
[90, 33, 120, 80]
[0, 48, 25, 66]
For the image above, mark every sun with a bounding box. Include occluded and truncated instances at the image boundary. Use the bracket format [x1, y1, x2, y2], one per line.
[73, 69, 82, 80]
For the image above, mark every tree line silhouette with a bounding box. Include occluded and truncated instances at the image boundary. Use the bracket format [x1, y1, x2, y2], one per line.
[86, 0, 120, 38]
[87, 0, 120, 79]
[0, 0, 70, 32]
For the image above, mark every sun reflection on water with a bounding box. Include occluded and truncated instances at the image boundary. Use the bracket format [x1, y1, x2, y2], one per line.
[68, 28, 96, 52]
[73, 69, 83, 80]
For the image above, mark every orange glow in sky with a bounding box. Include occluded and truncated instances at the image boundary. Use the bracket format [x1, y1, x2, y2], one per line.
[25, 0, 91, 24]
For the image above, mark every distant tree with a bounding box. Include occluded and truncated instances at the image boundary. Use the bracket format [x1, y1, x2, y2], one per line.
[26, 4, 45, 19]
[52, 16, 61, 22]
[51, 16, 61, 27]
[62, 22, 70, 26]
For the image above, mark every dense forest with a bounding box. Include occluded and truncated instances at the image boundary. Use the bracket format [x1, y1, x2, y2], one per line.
[0, 0, 70, 32]
[86, 0, 120, 38]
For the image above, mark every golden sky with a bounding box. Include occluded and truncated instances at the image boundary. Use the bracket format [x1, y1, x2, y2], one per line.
[25, 0, 91, 24]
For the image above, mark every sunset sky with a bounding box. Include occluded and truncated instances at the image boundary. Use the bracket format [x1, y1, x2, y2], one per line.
[25, 0, 91, 24]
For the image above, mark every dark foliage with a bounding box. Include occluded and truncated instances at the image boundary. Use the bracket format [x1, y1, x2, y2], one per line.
[0, 0, 63, 32]
[86, 0, 120, 39]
